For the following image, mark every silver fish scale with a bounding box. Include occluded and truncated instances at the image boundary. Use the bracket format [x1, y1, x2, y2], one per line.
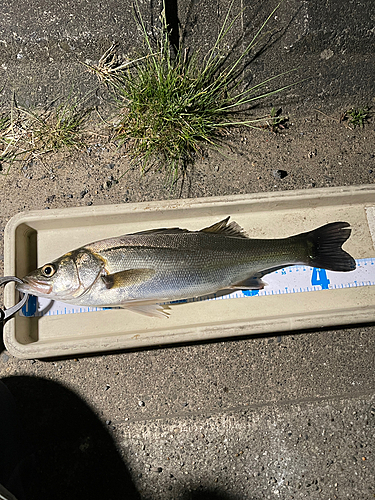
[73, 233, 302, 306]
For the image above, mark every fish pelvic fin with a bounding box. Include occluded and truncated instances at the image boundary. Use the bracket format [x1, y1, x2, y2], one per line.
[229, 276, 267, 290]
[101, 268, 155, 289]
[121, 302, 171, 318]
[299, 222, 356, 272]
[200, 217, 249, 238]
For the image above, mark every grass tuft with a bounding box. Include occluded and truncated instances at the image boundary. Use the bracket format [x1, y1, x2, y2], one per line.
[88, 0, 297, 182]
[28, 99, 91, 152]
[0, 95, 91, 173]
[342, 107, 370, 129]
[259, 107, 288, 133]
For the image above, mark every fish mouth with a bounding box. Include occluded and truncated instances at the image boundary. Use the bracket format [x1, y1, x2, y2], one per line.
[16, 277, 53, 296]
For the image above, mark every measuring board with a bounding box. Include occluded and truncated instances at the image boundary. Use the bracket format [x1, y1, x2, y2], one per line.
[21, 257, 375, 317]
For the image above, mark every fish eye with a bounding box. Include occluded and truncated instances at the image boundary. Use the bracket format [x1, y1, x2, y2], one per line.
[41, 264, 56, 277]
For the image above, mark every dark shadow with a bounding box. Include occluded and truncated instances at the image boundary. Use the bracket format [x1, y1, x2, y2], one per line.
[188, 491, 235, 500]
[184, 489, 260, 500]
[0, 376, 141, 500]
[164, 0, 180, 51]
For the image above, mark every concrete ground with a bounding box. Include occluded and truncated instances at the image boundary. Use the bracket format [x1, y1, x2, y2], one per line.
[0, 107, 375, 499]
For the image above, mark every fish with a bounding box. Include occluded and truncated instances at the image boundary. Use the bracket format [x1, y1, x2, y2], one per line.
[16, 218, 356, 318]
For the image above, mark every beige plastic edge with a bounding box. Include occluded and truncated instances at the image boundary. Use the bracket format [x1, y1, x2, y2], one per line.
[3, 184, 375, 359]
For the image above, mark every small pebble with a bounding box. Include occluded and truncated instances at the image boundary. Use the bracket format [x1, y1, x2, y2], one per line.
[151, 467, 162, 473]
[80, 189, 88, 199]
[104, 384, 110, 391]
[1, 353, 9, 363]
[105, 420, 111, 425]
[138, 400, 145, 407]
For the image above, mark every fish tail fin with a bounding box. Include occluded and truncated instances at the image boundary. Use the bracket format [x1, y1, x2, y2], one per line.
[301, 222, 356, 272]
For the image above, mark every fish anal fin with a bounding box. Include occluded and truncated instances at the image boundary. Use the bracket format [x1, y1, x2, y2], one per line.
[122, 302, 171, 318]
[200, 217, 249, 238]
[101, 268, 155, 289]
[229, 276, 267, 290]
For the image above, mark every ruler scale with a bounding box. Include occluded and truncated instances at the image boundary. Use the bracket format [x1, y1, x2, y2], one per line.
[21, 257, 375, 317]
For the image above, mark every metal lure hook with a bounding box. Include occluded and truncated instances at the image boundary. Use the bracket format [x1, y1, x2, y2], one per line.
[0, 276, 29, 324]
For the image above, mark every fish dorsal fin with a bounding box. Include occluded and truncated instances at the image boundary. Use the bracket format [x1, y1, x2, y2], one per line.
[130, 228, 190, 236]
[129, 218, 248, 238]
[200, 217, 249, 238]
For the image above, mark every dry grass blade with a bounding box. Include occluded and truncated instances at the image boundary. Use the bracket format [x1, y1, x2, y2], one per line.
[0, 96, 91, 173]
[84, 43, 154, 84]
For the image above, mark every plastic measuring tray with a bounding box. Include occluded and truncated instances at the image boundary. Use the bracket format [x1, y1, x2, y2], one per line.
[3, 185, 375, 359]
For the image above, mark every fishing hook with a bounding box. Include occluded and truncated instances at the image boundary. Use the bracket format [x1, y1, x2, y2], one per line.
[0, 276, 29, 325]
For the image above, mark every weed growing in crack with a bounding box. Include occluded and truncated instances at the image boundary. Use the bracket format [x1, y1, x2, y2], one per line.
[88, 0, 297, 183]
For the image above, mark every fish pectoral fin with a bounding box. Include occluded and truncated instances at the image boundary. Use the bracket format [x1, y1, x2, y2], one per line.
[101, 268, 155, 289]
[200, 217, 249, 238]
[121, 302, 171, 318]
[229, 276, 267, 290]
